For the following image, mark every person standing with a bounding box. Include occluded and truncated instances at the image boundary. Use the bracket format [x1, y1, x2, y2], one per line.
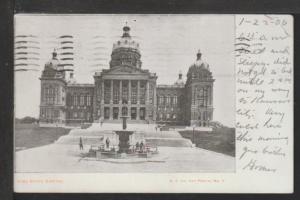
[106, 137, 110, 149]
[140, 141, 144, 152]
[100, 117, 103, 127]
[79, 137, 83, 150]
[135, 141, 140, 152]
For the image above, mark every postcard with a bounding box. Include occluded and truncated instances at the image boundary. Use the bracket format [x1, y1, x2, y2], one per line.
[14, 14, 293, 193]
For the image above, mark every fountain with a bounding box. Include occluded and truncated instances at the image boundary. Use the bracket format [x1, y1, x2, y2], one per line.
[93, 104, 158, 160]
[115, 116, 134, 153]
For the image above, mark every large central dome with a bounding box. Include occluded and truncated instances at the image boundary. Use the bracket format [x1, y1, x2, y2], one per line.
[109, 26, 142, 69]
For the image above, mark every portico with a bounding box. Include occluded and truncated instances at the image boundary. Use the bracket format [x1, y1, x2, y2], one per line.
[94, 67, 157, 123]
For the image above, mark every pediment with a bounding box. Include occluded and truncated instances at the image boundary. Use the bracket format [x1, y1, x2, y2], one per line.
[103, 66, 149, 75]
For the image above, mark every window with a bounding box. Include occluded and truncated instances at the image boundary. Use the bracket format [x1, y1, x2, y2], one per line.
[131, 107, 137, 119]
[104, 81, 111, 104]
[73, 112, 77, 118]
[54, 110, 59, 118]
[166, 96, 170, 105]
[170, 97, 173, 105]
[140, 108, 145, 120]
[113, 81, 120, 104]
[80, 112, 84, 118]
[131, 81, 137, 104]
[149, 84, 154, 104]
[203, 111, 207, 121]
[174, 96, 177, 106]
[44, 86, 56, 105]
[139, 81, 146, 104]
[113, 107, 119, 119]
[197, 87, 208, 107]
[40, 108, 45, 118]
[104, 107, 110, 119]
[80, 95, 84, 105]
[122, 81, 129, 103]
[86, 94, 91, 106]
[74, 94, 78, 106]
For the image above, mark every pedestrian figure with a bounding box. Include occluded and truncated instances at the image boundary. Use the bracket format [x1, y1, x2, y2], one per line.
[135, 142, 140, 152]
[140, 141, 144, 152]
[100, 117, 103, 127]
[106, 137, 110, 149]
[79, 137, 83, 150]
[155, 126, 157, 132]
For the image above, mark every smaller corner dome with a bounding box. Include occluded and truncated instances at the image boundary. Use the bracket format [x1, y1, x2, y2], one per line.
[188, 50, 210, 73]
[174, 71, 185, 86]
[45, 50, 60, 70]
[187, 50, 213, 80]
[192, 49, 210, 69]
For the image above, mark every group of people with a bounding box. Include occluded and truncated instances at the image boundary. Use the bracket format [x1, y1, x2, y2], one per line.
[79, 136, 148, 153]
[135, 141, 145, 152]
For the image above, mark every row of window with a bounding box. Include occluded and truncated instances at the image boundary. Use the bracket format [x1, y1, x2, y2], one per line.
[67, 94, 92, 106]
[192, 111, 211, 121]
[68, 111, 91, 120]
[157, 113, 178, 121]
[157, 107, 179, 111]
[43, 87, 60, 104]
[103, 107, 146, 120]
[40, 108, 60, 119]
[157, 96, 178, 105]
[193, 87, 211, 106]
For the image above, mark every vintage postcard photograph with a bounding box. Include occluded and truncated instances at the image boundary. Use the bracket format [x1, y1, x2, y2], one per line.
[14, 14, 293, 193]
[14, 14, 235, 174]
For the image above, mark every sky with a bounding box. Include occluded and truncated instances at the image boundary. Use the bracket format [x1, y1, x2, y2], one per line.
[14, 14, 235, 127]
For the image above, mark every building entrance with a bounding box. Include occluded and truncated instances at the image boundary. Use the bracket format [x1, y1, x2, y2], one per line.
[113, 107, 119, 119]
[140, 107, 145, 120]
[131, 107, 136, 120]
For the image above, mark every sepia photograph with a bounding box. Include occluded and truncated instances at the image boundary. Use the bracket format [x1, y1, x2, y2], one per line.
[14, 14, 236, 173]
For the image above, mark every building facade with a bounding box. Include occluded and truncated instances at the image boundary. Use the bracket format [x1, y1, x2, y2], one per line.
[39, 25, 214, 126]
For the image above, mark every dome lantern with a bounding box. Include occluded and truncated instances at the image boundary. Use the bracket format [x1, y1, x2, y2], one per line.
[196, 49, 202, 61]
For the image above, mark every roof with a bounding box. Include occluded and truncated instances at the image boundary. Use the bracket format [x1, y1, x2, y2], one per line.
[67, 83, 95, 88]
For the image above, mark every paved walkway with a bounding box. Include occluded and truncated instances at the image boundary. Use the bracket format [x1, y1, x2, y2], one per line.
[15, 123, 235, 173]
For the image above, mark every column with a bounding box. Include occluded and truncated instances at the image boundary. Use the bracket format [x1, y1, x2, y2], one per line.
[128, 80, 131, 104]
[101, 81, 104, 104]
[109, 107, 113, 120]
[211, 84, 213, 106]
[128, 80, 131, 120]
[119, 80, 122, 119]
[136, 80, 140, 120]
[119, 80, 122, 104]
[137, 107, 140, 120]
[137, 80, 140, 104]
[110, 80, 113, 104]
[153, 82, 157, 121]
[146, 81, 150, 104]
[145, 81, 150, 121]
[100, 80, 105, 119]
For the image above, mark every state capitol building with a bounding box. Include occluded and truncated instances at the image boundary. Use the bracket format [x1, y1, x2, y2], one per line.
[39, 25, 215, 127]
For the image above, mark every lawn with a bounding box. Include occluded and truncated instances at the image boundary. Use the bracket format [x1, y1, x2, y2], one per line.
[14, 123, 71, 151]
[179, 127, 235, 157]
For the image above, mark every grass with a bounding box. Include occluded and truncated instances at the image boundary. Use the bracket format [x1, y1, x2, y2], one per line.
[179, 127, 235, 157]
[14, 123, 71, 151]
